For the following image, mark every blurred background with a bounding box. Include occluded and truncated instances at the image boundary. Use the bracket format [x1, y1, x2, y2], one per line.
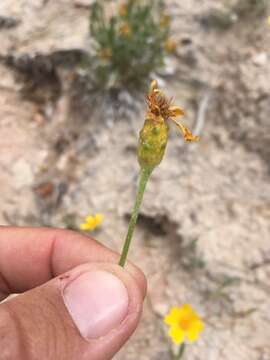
[0, 0, 269, 359]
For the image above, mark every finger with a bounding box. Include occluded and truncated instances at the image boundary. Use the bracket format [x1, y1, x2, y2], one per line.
[0, 227, 146, 299]
[0, 262, 143, 360]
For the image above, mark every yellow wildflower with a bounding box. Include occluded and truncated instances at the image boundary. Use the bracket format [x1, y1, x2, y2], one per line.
[164, 38, 177, 53]
[138, 80, 199, 169]
[268, 16, 270, 25]
[98, 47, 112, 61]
[164, 304, 204, 345]
[119, 22, 131, 36]
[80, 213, 104, 231]
[160, 14, 171, 28]
[119, 2, 128, 17]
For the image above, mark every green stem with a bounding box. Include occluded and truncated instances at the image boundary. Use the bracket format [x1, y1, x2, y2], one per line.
[177, 343, 186, 359]
[119, 166, 153, 267]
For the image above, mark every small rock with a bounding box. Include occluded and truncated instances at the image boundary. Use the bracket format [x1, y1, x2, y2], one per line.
[160, 58, 177, 76]
[12, 160, 34, 189]
[152, 302, 168, 317]
[73, 0, 94, 8]
[33, 112, 46, 125]
[118, 90, 134, 107]
[252, 52, 268, 66]
[0, 16, 20, 30]
[34, 181, 54, 198]
[181, 36, 193, 46]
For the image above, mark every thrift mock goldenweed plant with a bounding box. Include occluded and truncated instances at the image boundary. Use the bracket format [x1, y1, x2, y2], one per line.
[119, 81, 199, 267]
[88, 0, 175, 89]
[164, 305, 204, 359]
[80, 213, 104, 231]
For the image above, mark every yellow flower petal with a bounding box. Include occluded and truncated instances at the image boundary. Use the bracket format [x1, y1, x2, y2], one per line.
[80, 223, 91, 231]
[187, 328, 199, 342]
[150, 80, 158, 92]
[164, 306, 182, 326]
[168, 326, 185, 345]
[169, 106, 185, 117]
[172, 120, 200, 142]
[80, 213, 103, 231]
[87, 217, 97, 230]
[187, 320, 204, 342]
[95, 213, 104, 225]
[119, 23, 131, 36]
[86, 215, 95, 223]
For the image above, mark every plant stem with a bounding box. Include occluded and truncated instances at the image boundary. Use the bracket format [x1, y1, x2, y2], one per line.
[177, 343, 186, 359]
[119, 166, 153, 267]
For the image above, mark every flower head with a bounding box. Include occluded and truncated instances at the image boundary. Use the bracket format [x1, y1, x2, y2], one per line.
[164, 38, 177, 53]
[80, 213, 104, 231]
[119, 22, 131, 37]
[164, 304, 204, 345]
[98, 47, 112, 61]
[138, 81, 199, 169]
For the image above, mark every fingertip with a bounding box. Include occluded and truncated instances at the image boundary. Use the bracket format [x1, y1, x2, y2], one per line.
[126, 262, 147, 300]
[60, 262, 144, 358]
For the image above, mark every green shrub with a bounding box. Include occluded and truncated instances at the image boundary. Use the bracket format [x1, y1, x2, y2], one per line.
[87, 0, 175, 90]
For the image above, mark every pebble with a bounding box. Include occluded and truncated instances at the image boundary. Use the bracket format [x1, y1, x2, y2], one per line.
[252, 52, 268, 66]
[12, 160, 34, 189]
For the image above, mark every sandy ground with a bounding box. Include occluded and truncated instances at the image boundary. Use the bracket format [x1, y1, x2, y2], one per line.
[0, 0, 270, 359]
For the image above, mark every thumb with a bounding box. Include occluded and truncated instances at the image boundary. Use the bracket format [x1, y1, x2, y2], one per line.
[0, 263, 145, 360]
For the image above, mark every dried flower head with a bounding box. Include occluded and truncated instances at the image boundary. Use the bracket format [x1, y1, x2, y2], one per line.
[160, 14, 171, 28]
[164, 304, 204, 345]
[138, 80, 199, 169]
[80, 213, 104, 231]
[98, 47, 112, 60]
[119, 22, 132, 36]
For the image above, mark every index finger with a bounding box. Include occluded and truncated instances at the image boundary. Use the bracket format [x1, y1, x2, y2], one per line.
[0, 227, 146, 299]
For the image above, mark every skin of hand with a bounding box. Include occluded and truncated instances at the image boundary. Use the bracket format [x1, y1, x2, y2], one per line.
[0, 227, 147, 360]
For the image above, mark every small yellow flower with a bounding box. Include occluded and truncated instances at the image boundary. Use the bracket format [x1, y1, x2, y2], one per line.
[268, 16, 270, 25]
[80, 213, 104, 231]
[164, 304, 204, 345]
[164, 38, 177, 53]
[160, 14, 171, 28]
[98, 47, 112, 61]
[119, 22, 132, 37]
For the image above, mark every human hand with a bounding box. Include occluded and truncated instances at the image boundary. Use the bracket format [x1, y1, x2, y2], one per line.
[0, 227, 147, 360]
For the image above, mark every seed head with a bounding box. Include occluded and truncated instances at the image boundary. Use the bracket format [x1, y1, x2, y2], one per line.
[138, 81, 199, 170]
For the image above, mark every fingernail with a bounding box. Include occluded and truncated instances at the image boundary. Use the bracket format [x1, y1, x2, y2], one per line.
[63, 271, 129, 339]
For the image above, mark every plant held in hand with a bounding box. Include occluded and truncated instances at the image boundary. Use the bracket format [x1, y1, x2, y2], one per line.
[119, 80, 199, 267]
